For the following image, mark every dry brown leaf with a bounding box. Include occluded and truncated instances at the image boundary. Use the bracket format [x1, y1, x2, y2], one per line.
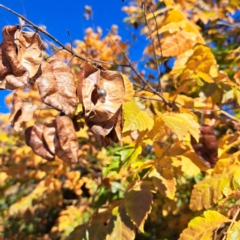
[0, 26, 29, 89]
[14, 29, 42, 78]
[43, 119, 56, 155]
[9, 92, 23, 131]
[36, 60, 78, 115]
[9, 92, 37, 131]
[25, 124, 55, 161]
[77, 62, 97, 105]
[79, 63, 125, 123]
[93, 133, 111, 148]
[87, 107, 122, 147]
[108, 107, 122, 143]
[55, 116, 78, 163]
[191, 124, 218, 168]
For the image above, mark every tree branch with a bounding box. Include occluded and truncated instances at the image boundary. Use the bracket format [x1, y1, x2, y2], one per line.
[142, 1, 162, 93]
[109, 34, 170, 106]
[0, 4, 129, 68]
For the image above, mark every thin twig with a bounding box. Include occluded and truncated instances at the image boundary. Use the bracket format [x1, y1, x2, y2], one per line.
[0, 4, 129, 68]
[67, 29, 73, 52]
[135, 95, 164, 102]
[142, 1, 162, 93]
[151, 9, 164, 92]
[109, 33, 170, 105]
[222, 207, 240, 240]
[45, 47, 64, 60]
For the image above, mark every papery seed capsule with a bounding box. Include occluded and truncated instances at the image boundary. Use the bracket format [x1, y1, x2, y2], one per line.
[98, 88, 107, 97]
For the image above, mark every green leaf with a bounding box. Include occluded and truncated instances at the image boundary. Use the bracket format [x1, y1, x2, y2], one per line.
[179, 210, 228, 240]
[123, 100, 154, 132]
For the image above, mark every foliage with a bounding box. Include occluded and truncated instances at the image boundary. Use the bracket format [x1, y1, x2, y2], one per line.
[0, 0, 240, 239]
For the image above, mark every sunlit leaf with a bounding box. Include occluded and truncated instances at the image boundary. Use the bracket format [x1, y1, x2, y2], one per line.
[190, 168, 240, 211]
[156, 111, 200, 141]
[36, 60, 78, 115]
[123, 100, 154, 132]
[179, 210, 228, 240]
[121, 73, 135, 102]
[14, 29, 42, 78]
[25, 124, 55, 161]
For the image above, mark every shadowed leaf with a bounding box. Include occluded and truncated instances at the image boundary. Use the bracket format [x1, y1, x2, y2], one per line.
[9, 92, 37, 131]
[43, 118, 56, 155]
[149, 167, 176, 200]
[25, 124, 54, 161]
[107, 206, 135, 240]
[125, 182, 152, 232]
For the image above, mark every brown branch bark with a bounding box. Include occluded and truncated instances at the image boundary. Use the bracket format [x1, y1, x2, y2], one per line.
[0, 4, 129, 68]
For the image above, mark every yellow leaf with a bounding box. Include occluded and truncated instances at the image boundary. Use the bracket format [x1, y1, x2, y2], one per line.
[179, 210, 228, 240]
[156, 31, 202, 57]
[147, 116, 170, 142]
[0, 172, 8, 185]
[121, 73, 135, 102]
[74, 103, 83, 115]
[172, 155, 201, 177]
[149, 167, 176, 200]
[172, 44, 219, 85]
[156, 111, 200, 141]
[123, 101, 154, 132]
[189, 168, 240, 211]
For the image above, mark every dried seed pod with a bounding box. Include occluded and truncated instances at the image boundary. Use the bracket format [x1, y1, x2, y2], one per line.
[97, 88, 107, 97]
[191, 124, 218, 168]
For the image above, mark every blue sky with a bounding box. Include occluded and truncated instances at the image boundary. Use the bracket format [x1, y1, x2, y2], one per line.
[0, 0, 143, 113]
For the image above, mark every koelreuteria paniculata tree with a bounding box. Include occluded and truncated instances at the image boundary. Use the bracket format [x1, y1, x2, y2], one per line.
[0, 0, 240, 239]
